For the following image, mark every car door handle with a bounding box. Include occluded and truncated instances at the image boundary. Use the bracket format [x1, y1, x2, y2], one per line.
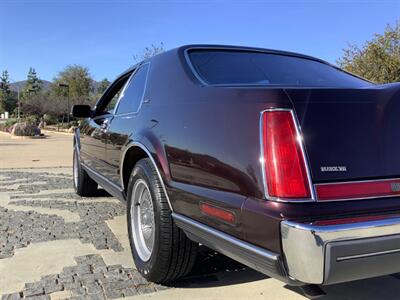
[100, 120, 109, 132]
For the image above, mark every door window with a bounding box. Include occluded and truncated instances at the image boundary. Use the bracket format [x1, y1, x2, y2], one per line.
[115, 64, 149, 115]
[94, 72, 131, 116]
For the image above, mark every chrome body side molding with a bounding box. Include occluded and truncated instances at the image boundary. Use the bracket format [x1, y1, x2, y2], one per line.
[81, 162, 125, 202]
[172, 213, 296, 284]
[120, 141, 173, 211]
[281, 216, 400, 284]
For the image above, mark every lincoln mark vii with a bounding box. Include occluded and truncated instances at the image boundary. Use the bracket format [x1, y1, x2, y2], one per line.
[71, 45, 400, 291]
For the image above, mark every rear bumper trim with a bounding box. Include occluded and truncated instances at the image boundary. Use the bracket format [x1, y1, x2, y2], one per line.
[281, 216, 400, 284]
[337, 247, 400, 262]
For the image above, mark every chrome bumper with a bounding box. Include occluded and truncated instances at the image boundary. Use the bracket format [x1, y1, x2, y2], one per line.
[281, 216, 400, 284]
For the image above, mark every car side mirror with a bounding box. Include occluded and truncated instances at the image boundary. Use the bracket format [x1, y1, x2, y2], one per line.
[71, 105, 92, 118]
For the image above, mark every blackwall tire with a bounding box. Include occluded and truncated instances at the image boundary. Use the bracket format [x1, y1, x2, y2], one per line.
[73, 147, 98, 197]
[127, 158, 198, 283]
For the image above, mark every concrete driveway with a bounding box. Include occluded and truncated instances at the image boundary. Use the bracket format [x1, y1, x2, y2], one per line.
[0, 131, 73, 169]
[1, 132, 400, 299]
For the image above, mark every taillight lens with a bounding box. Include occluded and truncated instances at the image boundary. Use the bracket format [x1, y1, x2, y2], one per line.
[261, 110, 311, 199]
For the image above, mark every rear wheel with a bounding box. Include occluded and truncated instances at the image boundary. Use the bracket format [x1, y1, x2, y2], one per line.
[73, 147, 98, 196]
[127, 158, 198, 283]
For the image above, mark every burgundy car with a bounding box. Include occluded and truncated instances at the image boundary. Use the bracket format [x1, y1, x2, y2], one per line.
[72, 45, 400, 291]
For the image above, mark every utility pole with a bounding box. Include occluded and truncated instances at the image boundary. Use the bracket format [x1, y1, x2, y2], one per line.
[58, 83, 70, 123]
[9, 79, 21, 122]
[16, 86, 20, 122]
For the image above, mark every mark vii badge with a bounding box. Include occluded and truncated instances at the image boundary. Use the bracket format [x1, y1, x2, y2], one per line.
[321, 166, 347, 172]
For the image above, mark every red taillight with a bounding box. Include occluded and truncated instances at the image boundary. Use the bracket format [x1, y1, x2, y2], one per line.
[316, 179, 400, 201]
[261, 110, 311, 200]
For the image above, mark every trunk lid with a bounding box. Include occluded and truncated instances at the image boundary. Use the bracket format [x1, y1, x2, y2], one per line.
[286, 83, 400, 183]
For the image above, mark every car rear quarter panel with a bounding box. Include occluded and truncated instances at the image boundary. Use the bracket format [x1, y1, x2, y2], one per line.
[146, 50, 400, 255]
[144, 49, 295, 247]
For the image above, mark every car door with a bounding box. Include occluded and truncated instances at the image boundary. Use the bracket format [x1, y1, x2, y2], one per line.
[104, 63, 150, 185]
[79, 72, 131, 174]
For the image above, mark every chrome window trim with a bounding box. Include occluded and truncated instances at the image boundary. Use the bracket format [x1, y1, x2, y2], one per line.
[259, 108, 316, 203]
[183, 46, 370, 87]
[183, 46, 328, 87]
[113, 62, 150, 116]
[183, 48, 208, 86]
[281, 216, 400, 283]
[92, 69, 134, 115]
[120, 141, 173, 211]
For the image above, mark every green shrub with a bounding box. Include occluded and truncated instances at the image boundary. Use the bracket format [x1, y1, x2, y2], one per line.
[0, 119, 18, 132]
[58, 123, 71, 129]
[11, 122, 40, 136]
[25, 115, 39, 125]
[43, 114, 57, 125]
[69, 120, 79, 127]
[5, 119, 17, 128]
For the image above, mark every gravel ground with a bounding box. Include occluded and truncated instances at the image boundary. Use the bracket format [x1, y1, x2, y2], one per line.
[0, 169, 251, 300]
[0, 169, 167, 299]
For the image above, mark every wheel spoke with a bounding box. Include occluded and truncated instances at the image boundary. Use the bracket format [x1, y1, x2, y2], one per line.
[130, 179, 155, 262]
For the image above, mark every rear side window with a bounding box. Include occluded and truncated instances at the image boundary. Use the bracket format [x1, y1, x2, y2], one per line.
[115, 64, 149, 114]
[188, 50, 371, 88]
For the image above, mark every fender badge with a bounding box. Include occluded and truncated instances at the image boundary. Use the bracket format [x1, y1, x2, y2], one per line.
[321, 166, 347, 172]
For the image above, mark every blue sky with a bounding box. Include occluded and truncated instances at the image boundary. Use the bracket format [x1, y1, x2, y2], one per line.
[0, 0, 399, 82]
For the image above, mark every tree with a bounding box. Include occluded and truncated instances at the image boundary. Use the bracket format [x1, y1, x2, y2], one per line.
[97, 78, 110, 94]
[20, 88, 67, 120]
[22, 67, 42, 100]
[133, 42, 164, 62]
[338, 22, 400, 83]
[26, 67, 42, 92]
[0, 70, 16, 113]
[51, 65, 93, 117]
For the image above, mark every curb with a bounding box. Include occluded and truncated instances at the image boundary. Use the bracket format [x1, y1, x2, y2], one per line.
[0, 130, 47, 139]
[42, 129, 74, 136]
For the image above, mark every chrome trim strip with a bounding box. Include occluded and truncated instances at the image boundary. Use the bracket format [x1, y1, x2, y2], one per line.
[315, 177, 400, 202]
[113, 62, 150, 116]
[183, 46, 336, 87]
[337, 248, 400, 262]
[259, 108, 315, 203]
[120, 141, 173, 211]
[173, 213, 290, 281]
[173, 213, 280, 261]
[281, 216, 400, 283]
[183, 49, 208, 86]
[316, 177, 400, 186]
[81, 162, 124, 194]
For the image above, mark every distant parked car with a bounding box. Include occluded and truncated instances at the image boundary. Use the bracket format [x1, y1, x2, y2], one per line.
[72, 45, 400, 290]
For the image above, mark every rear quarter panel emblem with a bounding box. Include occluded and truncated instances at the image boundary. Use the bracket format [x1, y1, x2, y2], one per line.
[321, 166, 347, 172]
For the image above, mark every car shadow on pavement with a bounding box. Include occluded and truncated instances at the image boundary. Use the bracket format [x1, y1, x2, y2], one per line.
[174, 246, 400, 299]
[173, 246, 268, 288]
[95, 188, 113, 197]
[284, 274, 400, 299]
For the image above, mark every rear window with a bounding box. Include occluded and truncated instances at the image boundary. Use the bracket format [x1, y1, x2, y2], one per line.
[188, 50, 371, 88]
